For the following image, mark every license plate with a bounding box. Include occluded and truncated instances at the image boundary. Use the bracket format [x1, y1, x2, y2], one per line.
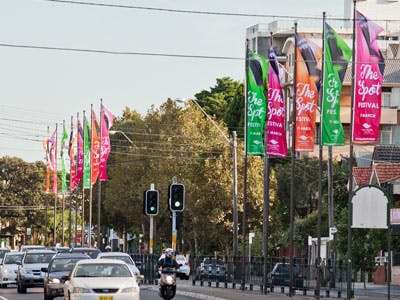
[99, 296, 113, 300]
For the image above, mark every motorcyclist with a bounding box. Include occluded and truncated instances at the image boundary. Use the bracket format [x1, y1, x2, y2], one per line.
[157, 248, 179, 270]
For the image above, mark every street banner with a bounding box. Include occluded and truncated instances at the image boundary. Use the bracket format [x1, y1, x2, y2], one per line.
[68, 121, 77, 191]
[353, 11, 385, 142]
[91, 109, 101, 186]
[48, 128, 57, 194]
[321, 23, 352, 146]
[100, 103, 115, 181]
[61, 122, 69, 192]
[74, 118, 84, 188]
[295, 35, 322, 152]
[83, 115, 91, 189]
[43, 133, 51, 194]
[267, 47, 287, 157]
[246, 50, 269, 156]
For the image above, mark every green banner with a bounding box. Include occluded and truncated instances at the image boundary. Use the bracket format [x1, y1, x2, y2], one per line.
[246, 50, 268, 155]
[83, 116, 91, 189]
[321, 23, 352, 146]
[61, 123, 69, 192]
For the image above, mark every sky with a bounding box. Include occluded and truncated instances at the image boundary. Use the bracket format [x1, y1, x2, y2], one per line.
[0, 0, 344, 163]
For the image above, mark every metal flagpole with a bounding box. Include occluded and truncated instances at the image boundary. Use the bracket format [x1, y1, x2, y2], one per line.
[89, 104, 94, 247]
[53, 123, 58, 246]
[241, 39, 249, 291]
[316, 12, 327, 300]
[82, 110, 86, 247]
[289, 22, 298, 298]
[347, 1, 357, 298]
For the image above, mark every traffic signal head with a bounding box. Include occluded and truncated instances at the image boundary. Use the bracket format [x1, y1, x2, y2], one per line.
[145, 190, 159, 216]
[169, 183, 185, 212]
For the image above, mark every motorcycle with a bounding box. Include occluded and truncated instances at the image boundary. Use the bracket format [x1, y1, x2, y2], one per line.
[158, 267, 177, 300]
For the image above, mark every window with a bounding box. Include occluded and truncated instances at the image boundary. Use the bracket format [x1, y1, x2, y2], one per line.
[380, 129, 392, 144]
[382, 93, 391, 107]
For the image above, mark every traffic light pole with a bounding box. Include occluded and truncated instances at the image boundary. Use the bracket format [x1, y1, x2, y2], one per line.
[149, 216, 154, 254]
[172, 211, 177, 252]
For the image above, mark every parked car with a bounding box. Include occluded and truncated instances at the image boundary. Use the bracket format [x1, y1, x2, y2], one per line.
[63, 258, 140, 300]
[20, 245, 46, 252]
[197, 258, 227, 281]
[267, 263, 304, 288]
[0, 247, 11, 263]
[0, 251, 24, 288]
[42, 252, 90, 300]
[48, 246, 70, 253]
[16, 249, 56, 293]
[97, 252, 144, 284]
[69, 247, 100, 259]
[175, 254, 190, 280]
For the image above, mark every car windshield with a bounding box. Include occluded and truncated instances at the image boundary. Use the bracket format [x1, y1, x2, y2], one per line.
[0, 249, 10, 259]
[100, 256, 133, 265]
[204, 259, 223, 265]
[50, 258, 87, 272]
[74, 263, 132, 278]
[24, 253, 55, 264]
[72, 250, 100, 259]
[4, 254, 23, 264]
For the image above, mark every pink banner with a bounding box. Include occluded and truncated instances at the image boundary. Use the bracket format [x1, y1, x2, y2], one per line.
[353, 11, 384, 142]
[73, 119, 84, 187]
[100, 104, 115, 181]
[267, 48, 287, 157]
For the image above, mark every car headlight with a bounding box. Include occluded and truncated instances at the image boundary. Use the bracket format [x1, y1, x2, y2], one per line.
[121, 287, 138, 293]
[72, 287, 92, 293]
[2, 269, 9, 274]
[48, 278, 61, 284]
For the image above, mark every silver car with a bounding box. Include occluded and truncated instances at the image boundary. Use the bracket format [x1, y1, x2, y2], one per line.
[0, 251, 23, 288]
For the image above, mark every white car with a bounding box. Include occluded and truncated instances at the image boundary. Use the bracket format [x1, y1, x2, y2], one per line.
[63, 258, 140, 300]
[97, 252, 144, 284]
[0, 251, 24, 288]
[175, 254, 190, 280]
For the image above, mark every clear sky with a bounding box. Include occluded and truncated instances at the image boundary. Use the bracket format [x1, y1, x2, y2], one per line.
[0, 0, 343, 163]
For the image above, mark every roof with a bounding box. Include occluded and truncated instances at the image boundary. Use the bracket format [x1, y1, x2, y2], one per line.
[374, 163, 400, 184]
[353, 167, 373, 186]
[372, 145, 400, 164]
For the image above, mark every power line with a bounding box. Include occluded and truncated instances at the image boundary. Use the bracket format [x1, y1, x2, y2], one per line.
[0, 43, 242, 60]
[44, 0, 400, 22]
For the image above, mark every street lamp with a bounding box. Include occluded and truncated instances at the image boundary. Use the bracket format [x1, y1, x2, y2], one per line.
[109, 130, 134, 145]
[175, 98, 239, 257]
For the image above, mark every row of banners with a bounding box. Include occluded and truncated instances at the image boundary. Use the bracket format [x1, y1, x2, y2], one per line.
[43, 103, 115, 194]
[246, 11, 385, 156]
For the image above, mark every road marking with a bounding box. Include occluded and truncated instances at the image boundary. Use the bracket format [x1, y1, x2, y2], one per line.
[0, 296, 8, 300]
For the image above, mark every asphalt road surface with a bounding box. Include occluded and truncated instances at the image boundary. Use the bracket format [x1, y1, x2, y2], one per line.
[0, 286, 199, 300]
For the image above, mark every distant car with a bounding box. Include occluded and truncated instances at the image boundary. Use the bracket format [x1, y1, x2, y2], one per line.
[198, 258, 226, 281]
[20, 245, 46, 252]
[97, 252, 144, 284]
[63, 258, 140, 300]
[42, 252, 90, 300]
[69, 247, 100, 259]
[0, 251, 24, 288]
[0, 248, 11, 263]
[16, 249, 56, 293]
[48, 246, 70, 253]
[175, 254, 190, 280]
[267, 263, 304, 288]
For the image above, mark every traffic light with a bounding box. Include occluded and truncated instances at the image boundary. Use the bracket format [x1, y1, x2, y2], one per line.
[145, 190, 159, 216]
[169, 183, 185, 212]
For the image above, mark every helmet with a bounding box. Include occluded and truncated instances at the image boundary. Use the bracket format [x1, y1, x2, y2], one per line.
[105, 245, 112, 252]
[165, 248, 173, 257]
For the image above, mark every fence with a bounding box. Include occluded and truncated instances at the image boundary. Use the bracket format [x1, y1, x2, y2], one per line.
[130, 253, 372, 296]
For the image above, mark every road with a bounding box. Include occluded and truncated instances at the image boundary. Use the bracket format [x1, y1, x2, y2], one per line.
[0, 286, 199, 300]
